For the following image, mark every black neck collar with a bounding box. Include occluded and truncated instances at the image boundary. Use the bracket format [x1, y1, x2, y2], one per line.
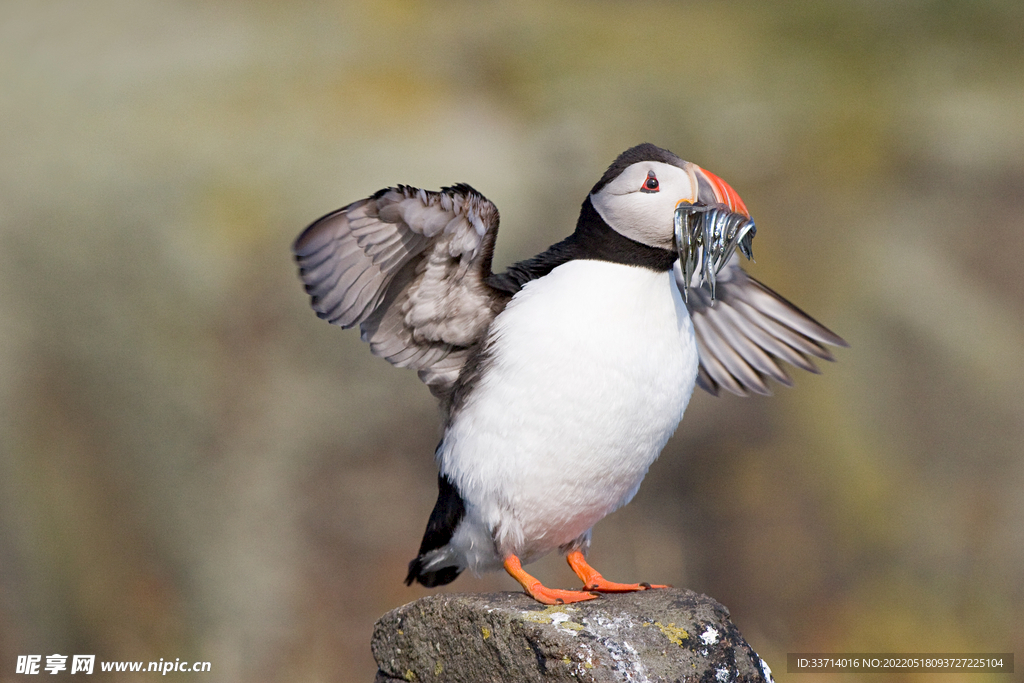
[486, 196, 678, 295]
[570, 196, 678, 271]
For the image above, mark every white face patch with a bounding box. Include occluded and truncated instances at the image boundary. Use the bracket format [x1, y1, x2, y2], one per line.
[590, 160, 698, 250]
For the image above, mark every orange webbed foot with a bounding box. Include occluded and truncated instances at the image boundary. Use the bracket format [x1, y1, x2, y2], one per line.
[566, 550, 669, 593]
[582, 578, 670, 593]
[525, 584, 601, 605]
[503, 555, 599, 605]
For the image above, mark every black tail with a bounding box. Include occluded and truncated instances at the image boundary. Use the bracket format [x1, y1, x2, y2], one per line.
[404, 471, 466, 588]
[405, 556, 462, 588]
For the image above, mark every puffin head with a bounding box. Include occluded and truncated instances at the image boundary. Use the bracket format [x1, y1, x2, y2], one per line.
[589, 143, 756, 300]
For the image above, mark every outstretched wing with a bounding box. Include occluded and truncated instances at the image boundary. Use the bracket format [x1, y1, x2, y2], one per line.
[678, 257, 848, 396]
[293, 184, 508, 398]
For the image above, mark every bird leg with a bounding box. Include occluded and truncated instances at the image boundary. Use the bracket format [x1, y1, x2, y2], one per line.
[566, 550, 669, 593]
[503, 555, 599, 605]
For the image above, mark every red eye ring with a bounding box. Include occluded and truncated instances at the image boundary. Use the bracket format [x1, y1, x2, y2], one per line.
[640, 170, 659, 193]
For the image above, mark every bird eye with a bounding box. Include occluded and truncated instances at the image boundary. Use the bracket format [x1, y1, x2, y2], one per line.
[640, 170, 659, 193]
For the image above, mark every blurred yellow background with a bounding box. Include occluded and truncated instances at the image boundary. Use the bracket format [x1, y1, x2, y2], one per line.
[1, 1, 1021, 681]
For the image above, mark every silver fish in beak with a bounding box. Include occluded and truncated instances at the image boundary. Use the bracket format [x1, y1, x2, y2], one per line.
[675, 202, 756, 304]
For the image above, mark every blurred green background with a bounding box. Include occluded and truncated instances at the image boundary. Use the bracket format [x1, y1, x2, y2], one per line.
[1, 1, 1021, 681]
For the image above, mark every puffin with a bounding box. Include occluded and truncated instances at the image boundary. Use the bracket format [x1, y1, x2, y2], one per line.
[293, 143, 846, 604]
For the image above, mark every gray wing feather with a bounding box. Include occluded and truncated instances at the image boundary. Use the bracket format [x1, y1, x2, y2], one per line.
[692, 313, 771, 396]
[294, 184, 506, 399]
[680, 257, 847, 397]
[706, 300, 793, 386]
[694, 335, 750, 396]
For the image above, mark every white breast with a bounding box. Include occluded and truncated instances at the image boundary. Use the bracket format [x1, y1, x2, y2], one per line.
[439, 259, 699, 572]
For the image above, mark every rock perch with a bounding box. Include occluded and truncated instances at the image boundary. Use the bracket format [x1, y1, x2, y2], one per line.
[371, 589, 775, 682]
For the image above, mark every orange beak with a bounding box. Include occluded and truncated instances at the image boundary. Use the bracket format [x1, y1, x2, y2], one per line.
[697, 165, 750, 217]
